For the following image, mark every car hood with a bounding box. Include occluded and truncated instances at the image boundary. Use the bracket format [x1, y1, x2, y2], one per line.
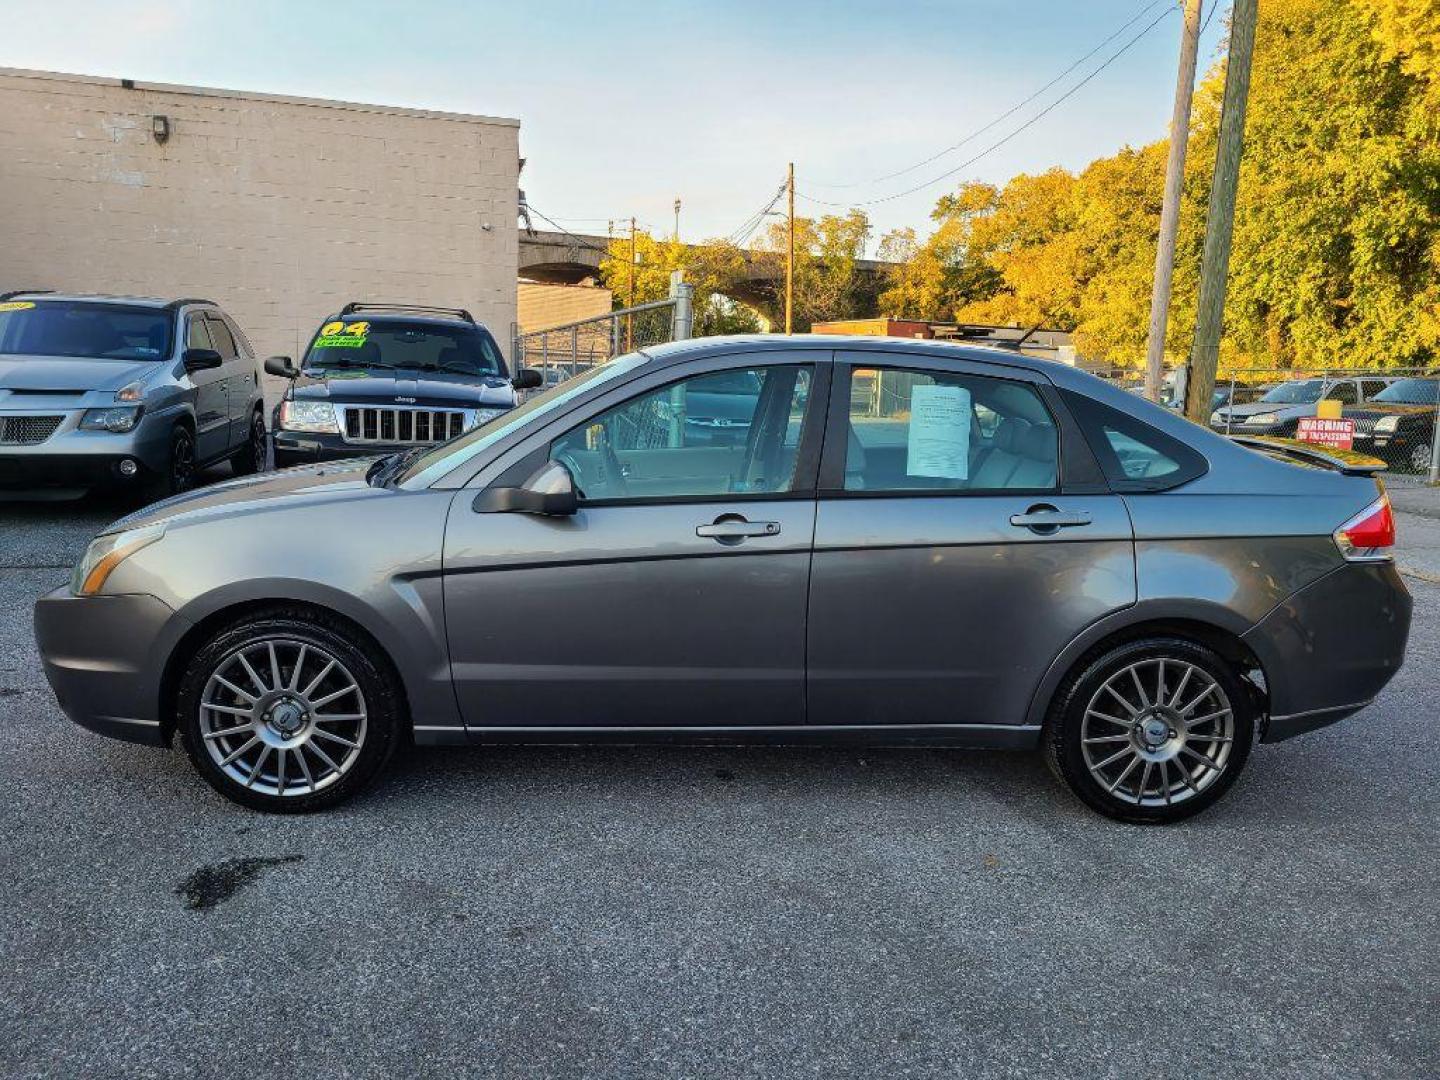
[103, 458, 385, 534]
[290, 367, 516, 408]
[1345, 401, 1435, 418]
[0, 354, 162, 393]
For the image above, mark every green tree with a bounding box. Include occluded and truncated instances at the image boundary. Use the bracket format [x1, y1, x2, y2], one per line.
[598, 232, 762, 336]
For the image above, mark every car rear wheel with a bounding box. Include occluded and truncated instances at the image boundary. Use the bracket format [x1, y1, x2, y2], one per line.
[176, 610, 402, 812]
[231, 410, 268, 475]
[1044, 637, 1254, 823]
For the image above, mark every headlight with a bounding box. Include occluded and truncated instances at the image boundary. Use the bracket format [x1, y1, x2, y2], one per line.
[1374, 415, 1400, 433]
[1210, 411, 1224, 425]
[115, 380, 145, 403]
[471, 407, 507, 427]
[79, 405, 143, 433]
[71, 523, 166, 596]
[1248, 412, 1282, 425]
[278, 400, 338, 433]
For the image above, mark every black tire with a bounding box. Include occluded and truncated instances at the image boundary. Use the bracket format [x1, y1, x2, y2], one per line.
[230, 409, 269, 476]
[1043, 636, 1255, 824]
[176, 608, 403, 813]
[143, 425, 196, 503]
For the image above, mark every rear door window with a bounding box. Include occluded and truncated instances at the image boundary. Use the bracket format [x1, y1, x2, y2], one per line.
[842, 367, 1058, 493]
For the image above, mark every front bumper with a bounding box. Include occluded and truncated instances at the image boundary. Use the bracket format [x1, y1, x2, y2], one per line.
[272, 431, 385, 467]
[33, 587, 189, 747]
[1243, 561, 1412, 742]
[1, 410, 172, 490]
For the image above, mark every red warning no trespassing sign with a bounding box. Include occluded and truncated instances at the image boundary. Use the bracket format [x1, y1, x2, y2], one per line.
[1297, 416, 1355, 450]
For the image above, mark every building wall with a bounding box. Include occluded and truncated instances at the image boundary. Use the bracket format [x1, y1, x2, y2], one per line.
[517, 282, 612, 333]
[0, 68, 520, 398]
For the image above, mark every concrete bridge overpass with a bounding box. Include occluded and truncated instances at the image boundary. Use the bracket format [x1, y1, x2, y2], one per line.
[518, 229, 893, 326]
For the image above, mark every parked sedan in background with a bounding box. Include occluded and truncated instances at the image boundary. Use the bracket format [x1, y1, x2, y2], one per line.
[35, 336, 1410, 823]
[1210, 375, 1392, 435]
[0, 292, 267, 498]
[1347, 375, 1440, 473]
[267, 303, 540, 467]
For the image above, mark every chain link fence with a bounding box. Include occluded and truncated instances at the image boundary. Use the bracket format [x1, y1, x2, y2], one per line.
[1095, 366, 1440, 485]
[513, 279, 693, 394]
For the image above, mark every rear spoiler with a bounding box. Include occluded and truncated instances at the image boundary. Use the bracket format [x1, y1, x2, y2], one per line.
[1229, 435, 1387, 476]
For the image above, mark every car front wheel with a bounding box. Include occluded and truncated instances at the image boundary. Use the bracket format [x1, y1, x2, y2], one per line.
[1044, 637, 1255, 823]
[176, 609, 402, 812]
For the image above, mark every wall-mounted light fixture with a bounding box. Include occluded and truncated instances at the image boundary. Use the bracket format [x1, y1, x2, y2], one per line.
[151, 115, 170, 145]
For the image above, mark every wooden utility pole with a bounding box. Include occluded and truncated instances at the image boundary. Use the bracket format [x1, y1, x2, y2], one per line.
[786, 162, 795, 335]
[1185, 0, 1258, 423]
[1143, 0, 1203, 404]
[626, 216, 636, 352]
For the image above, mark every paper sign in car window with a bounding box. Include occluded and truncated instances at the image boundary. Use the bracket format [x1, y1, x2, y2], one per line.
[315, 320, 370, 348]
[0, 301, 36, 312]
[905, 383, 971, 480]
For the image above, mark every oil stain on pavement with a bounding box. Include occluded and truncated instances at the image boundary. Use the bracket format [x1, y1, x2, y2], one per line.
[175, 855, 304, 911]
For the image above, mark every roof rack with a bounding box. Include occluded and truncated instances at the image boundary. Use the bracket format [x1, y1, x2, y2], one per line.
[0, 289, 53, 302]
[163, 297, 219, 310]
[339, 302, 475, 323]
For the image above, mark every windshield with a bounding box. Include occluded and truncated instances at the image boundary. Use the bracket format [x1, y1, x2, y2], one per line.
[1259, 379, 1324, 404]
[399, 353, 650, 487]
[304, 318, 506, 377]
[1372, 377, 1439, 405]
[0, 300, 173, 361]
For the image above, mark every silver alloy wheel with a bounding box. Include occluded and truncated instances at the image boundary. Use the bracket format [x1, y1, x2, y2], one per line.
[1080, 658, 1235, 807]
[199, 637, 367, 797]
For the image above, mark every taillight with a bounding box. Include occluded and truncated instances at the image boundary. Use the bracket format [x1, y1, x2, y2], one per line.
[1334, 493, 1395, 562]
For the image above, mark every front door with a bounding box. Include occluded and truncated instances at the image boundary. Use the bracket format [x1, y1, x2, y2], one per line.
[442, 356, 826, 730]
[184, 314, 230, 462]
[807, 355, 1136, 730]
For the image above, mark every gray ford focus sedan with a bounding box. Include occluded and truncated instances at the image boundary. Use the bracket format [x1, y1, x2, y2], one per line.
[33, 336, 1412, 821]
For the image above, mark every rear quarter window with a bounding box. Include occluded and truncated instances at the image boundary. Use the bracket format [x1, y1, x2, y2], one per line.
[1059, 389, 1207, 492]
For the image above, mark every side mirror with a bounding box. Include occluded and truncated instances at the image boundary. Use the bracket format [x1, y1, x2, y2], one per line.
[264, 355, 298, 379]
[182, 347, 224, 373]
[473, 460, 578, 516]
[511, 368, 543, 390]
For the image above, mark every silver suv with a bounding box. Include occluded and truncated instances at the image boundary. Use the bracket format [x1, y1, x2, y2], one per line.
[0, 292, 267, 498]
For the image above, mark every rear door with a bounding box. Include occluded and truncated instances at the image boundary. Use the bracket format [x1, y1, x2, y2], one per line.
[807, 352, 1136, 731]
[442, 350, 829, 730]
[183, 313, 230, 462]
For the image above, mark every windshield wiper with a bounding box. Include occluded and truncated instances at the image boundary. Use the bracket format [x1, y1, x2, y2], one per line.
[367, 445, 427, 488]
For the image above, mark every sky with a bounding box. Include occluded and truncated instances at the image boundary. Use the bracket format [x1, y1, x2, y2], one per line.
[0, 0, 1228, 251]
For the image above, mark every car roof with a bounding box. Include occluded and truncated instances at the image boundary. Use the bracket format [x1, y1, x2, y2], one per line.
[0, 292, 215, 309]
[639, 333, 1054, 375]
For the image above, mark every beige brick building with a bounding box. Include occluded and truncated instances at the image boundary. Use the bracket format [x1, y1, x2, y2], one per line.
[517, 281, 612, 333]
[0, 68, 520, 380]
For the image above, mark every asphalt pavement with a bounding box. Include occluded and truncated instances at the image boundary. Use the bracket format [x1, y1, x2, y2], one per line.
[1, 484, 1437, 1080]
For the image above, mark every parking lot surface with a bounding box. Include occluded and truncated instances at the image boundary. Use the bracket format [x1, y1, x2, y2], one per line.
[2, 491, 1437, 1080]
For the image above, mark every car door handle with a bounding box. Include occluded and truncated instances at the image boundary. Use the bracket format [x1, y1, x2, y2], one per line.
[1010, 505, 1092, 531]
[696, 517, 781, 541]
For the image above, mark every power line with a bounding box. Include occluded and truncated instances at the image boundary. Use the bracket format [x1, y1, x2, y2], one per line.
[810, 0, 1172, 190]
[798, 3, 1178, 209]
[525, 206, 616, 256]
[724, 181, 789, 247]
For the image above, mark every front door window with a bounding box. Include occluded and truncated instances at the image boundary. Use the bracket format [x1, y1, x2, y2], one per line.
[550, 365, 813, 501]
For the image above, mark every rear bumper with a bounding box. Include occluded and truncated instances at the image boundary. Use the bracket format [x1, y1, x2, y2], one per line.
[1244, 561, 1412, 743]
[33, 587, 188, 747]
